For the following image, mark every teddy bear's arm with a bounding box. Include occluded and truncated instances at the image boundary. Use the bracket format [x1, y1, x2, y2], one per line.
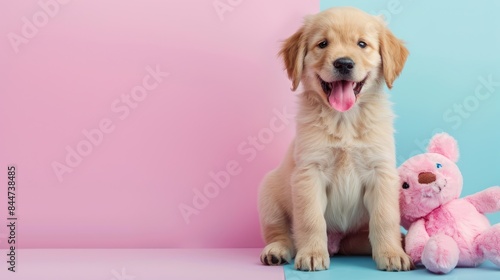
[405, 219, 429, 263]
[464, 186, 500, 214]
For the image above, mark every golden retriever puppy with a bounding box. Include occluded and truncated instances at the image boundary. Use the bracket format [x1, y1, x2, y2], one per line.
[258, 7, 411, 271]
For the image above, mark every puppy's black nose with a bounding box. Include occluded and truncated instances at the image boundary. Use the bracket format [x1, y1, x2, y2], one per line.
[333, 57, 355, 74]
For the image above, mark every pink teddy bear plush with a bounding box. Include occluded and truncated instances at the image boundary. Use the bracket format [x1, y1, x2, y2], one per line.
[398, 132, 500, 274]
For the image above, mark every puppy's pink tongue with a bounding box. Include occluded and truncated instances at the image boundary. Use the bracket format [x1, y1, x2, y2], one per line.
[328, 81, 356, 112]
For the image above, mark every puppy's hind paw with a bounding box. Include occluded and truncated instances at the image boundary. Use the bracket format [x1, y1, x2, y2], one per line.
[260, 242, 293, 266]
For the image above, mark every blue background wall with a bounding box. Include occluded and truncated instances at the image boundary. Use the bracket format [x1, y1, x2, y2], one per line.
[321, 0, 500, 224]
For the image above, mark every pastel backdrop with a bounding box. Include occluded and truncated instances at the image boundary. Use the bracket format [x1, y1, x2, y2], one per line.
[0, 0, 318, 249]
[1, 0, 499, 251]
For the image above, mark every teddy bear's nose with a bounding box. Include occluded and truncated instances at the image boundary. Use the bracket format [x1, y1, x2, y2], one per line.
[418, 172, 436, 184]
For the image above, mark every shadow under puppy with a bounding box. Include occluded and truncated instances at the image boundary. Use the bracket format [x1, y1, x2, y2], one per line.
[258, 7, 411, 271]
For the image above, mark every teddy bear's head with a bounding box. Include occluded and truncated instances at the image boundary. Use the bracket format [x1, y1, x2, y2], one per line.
[398, 133, 463, 229]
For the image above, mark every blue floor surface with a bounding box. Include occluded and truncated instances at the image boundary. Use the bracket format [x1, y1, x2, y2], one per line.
[284, 256, 499, 280]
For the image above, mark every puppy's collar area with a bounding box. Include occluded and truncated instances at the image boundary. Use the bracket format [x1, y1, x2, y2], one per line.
[318, 75, 367, 112]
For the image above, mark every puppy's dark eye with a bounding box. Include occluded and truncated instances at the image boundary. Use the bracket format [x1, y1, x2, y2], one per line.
[318, 40, 328, 49]
[357, 41, 367, 48]
[402, 182, 410, 189]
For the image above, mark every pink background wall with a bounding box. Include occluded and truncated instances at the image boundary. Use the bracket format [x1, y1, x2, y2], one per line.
[0, 0, 319, 248]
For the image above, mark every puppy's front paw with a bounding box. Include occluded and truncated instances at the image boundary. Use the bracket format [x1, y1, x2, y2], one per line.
[294, 248, 330, 271]
[373, 248, 412, 271]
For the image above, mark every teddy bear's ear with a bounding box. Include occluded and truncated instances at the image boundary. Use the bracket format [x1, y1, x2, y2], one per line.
[427, 133, 459, 162]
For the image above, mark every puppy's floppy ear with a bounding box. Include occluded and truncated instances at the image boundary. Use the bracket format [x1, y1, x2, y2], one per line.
[279, 27, 307, 91]
[379, 26, 409, 89]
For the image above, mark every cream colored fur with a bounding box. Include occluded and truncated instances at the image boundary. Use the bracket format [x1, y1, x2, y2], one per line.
[258, 7, 412, 271]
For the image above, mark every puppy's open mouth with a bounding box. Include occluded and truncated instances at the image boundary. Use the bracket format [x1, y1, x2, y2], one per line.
[318, 75, 367, 112]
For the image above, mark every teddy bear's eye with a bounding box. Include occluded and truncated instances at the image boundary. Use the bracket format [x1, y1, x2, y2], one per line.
[436, 163, 442, 169]
[402, 182, 410, 189]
